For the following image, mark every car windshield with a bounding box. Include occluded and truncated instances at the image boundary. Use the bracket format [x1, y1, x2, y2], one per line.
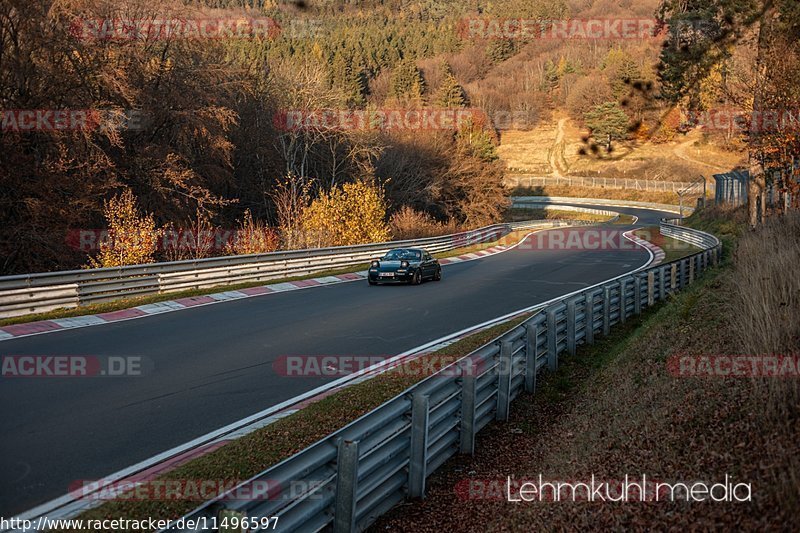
[383, 249, 421, 261]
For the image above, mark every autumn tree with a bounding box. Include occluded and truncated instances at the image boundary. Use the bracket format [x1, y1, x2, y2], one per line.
[566, 73, 614, 121]
[300, 181, 391, 247]
[270, 173, 313, 250]
[657, 0, 800, 225]
[486, 40, 516, 64]
[602, 48, 643, 100]
[89, 190, 160, 268]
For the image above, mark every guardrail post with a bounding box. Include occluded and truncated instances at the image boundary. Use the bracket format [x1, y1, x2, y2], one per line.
[460, 360, 477, 455]
[496, 340, 513, 421]
[409, 394, 430, 499]
[546, 309, 558, 371]
[602, 285, 611, 336]
[634, 276, 642, 315]
[689, 256, 695, 284]
[619, 279, 628, 324]
[647, 271, 655, 307]
[334, 439, 359, 533]
[670, 264, 677, 294]
[566, 298, 577, 356]
[680, 258, 688, 289]
[524, 322, 538, 393]
[585, 292, 595, 344]
[658, 267, 666, 300]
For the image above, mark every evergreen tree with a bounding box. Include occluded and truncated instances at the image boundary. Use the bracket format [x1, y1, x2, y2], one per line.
[434, 63, 467, 108]
[486, 39, 515, 64]
[602, 48, 643, 99]
[389, 57, 425, 102]
[584, 102, 630, 151]
[543, 59, 560, 91]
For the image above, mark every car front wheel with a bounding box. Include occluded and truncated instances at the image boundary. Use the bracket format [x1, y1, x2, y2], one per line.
[433, 267, 442, 281]
[410, 270, 421, 285]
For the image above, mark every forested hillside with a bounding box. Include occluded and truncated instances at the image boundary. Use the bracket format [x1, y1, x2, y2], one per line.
[2, 0, 796, 273]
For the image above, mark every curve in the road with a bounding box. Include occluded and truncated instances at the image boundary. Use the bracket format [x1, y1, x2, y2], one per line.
[0, 203, 671, 516]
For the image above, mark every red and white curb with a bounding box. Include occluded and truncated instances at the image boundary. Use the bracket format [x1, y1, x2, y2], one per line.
[623, 230, 665, 267]
[0, 246, 514, 343]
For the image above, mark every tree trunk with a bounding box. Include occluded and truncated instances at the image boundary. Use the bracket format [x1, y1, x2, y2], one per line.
[747, 1, 775, 227]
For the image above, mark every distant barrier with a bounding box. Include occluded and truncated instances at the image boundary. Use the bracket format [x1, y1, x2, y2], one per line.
[505, 174, 708, 194]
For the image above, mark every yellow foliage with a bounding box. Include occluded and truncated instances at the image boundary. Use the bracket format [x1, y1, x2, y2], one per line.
[300, 181, 390, 248]
[698, 63, 724, 110]
[89, 190, 161, 268]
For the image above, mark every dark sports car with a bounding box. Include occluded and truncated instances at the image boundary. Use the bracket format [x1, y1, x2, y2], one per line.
[368, 248, 442, 285]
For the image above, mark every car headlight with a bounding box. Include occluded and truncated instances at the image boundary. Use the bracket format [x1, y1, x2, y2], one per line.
[371, 260, 380, 268]
[401, 260, 409, 268]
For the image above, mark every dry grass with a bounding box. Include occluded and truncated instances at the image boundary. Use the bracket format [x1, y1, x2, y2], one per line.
[497, 120, 746, 181]
[497, 127, 558, 175]
[725, 212, 800, 508]
[389, 206, 461, 240]
[504, 207, 612, 224]
[728, 212, 800, 363]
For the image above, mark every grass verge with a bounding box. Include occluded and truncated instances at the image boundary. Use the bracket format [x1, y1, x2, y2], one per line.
[634, 226, 701, 262]
[504, 208, 614, 224]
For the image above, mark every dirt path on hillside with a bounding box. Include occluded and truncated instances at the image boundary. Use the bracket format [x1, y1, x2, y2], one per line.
[548, 117, 568, 178]
[673, 138, 729, 171]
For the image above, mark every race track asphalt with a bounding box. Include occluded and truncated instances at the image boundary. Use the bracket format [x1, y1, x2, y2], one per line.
[0, 204, 672, 515]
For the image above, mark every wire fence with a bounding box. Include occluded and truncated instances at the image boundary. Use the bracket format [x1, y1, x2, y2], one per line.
[505, 174, 708, 194]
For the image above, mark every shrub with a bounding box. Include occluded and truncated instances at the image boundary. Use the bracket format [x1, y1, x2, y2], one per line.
[301, 181, 391, 247]
[88, 190, 160, 268]
[389, 206, 459, 240]
[226, 210, 280, 255]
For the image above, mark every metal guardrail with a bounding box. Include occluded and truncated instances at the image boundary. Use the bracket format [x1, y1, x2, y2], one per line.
[162, 220, 721, 533]
[511, 196, 693, 216]
[0, 214, 617, 319]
